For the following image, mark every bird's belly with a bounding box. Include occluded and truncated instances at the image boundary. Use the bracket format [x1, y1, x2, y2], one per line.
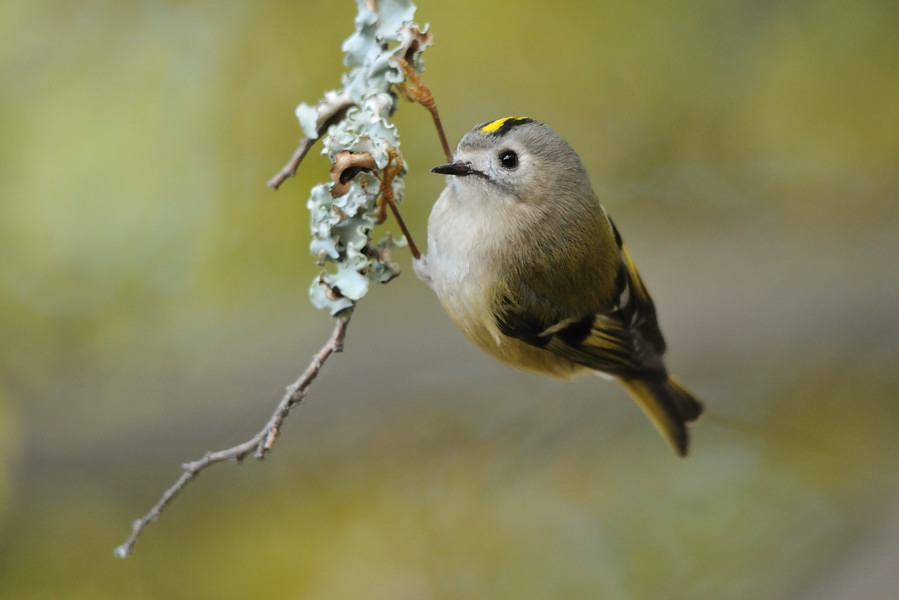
[426, 195, 584, 379]
[435, 275, 584, 380]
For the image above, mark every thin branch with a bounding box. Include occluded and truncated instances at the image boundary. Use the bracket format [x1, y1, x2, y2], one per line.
[386, 199, 420, 260]
[377, 147, 421, 259]
[267, 137, 317, 190]
[115, 313, 352, 558]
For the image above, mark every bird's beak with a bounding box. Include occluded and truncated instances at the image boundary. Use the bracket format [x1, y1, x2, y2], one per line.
[431, 162, 474, 176]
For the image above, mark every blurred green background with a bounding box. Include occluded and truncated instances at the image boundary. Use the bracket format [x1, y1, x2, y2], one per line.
[2, 0, 898, 598]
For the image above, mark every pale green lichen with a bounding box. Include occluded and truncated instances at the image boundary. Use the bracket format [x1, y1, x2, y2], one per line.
[296, 0, 428, 315]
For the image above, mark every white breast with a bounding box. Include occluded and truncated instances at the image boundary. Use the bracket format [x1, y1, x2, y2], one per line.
[424, 181, 584, 379]
[426, 184, 502, 348]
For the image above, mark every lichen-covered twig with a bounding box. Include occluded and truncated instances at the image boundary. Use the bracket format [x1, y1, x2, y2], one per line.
[296, 2, 434, 315]
[116, 0, 440, 558]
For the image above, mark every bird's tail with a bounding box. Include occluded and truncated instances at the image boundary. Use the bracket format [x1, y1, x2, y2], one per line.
[620, 376, 704, 457]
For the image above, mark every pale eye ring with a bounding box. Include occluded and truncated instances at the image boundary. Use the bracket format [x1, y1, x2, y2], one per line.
[499, 150, 518, 170]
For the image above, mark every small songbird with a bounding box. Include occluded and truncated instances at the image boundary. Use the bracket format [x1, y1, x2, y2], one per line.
[413, 117, 703, 456]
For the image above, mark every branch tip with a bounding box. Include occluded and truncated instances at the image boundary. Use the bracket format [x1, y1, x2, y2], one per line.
[115, 315, 351, 557]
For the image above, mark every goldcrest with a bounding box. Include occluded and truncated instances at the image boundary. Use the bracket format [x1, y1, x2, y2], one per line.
[414, 117, 703, 456]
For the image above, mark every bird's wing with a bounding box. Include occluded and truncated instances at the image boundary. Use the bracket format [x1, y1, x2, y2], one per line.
[493, 217, 668, 380]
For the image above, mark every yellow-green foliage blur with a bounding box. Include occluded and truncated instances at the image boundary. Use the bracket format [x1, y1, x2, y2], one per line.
[1, 1, 897, 598]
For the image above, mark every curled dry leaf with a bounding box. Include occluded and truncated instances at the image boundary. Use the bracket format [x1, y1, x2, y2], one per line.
[316, 272, 345, 301]
[394, 24, 433, 66]
[311, 91, 354, 138]
[329, 151, 378, 197]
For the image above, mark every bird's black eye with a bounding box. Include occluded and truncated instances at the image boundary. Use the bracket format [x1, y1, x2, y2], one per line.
[499, 150, 518, 170]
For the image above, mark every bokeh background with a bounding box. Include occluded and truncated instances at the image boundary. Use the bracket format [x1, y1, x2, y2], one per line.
[2, 0, 897, 598]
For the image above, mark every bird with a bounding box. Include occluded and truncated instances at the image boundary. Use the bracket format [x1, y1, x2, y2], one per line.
[413, 116, 703, 456]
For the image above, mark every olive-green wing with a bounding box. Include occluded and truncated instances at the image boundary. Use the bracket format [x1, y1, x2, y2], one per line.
[494, 218, 703, 455]
[494, 217, 668, 380]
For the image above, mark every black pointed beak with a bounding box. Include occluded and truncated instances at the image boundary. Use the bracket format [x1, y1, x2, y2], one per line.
[431, 162, 474, 176]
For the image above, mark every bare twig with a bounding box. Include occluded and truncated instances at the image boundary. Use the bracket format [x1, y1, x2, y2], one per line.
[114, 313, 352, 557]
[267, 137, 317, 190]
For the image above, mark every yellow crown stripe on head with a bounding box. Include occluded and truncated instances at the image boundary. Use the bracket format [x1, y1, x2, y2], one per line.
[480, 116, 530, 134]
